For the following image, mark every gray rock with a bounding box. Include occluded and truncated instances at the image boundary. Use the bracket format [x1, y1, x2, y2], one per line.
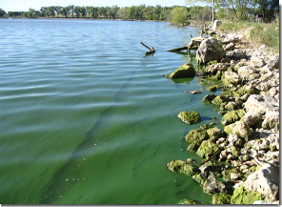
[224, 121, 252, 141]
[196, 37, 226, 65]
[244, 95, 279, 114]
[262, 111, 279, 130]
[250, 55, 265, 68]
[238, 66, 260, 80]
[244, 163, 279, 201]
[186, 90, 202, 94]
[265, 54, 279, 70]
[242, 111, 262, 127]
[203, 172, 226, 194]
[222, 71, 241, 85]
[224, 42, 235, 51]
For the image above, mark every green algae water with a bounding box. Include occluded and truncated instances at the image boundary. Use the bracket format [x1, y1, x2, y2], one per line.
[0, 19, 220, 204]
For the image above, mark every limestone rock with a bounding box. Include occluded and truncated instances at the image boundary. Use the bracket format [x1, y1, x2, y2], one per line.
[238, 66, 260, 80]
[196, 37, 226, 65]
[224, 42, 235, 51]
[222, 71, 241, 85]
[224, 121, 252, 141]
[250, 55, 265, 68]
[262, 111, 279, 130]
[166, 63, 195, 79]
[244, 163, 279, 201]
[242, 111, 262, 127]
[177, 111, 201, 125]
[244, 94, 279, 114]
[203, 173, 226, 194]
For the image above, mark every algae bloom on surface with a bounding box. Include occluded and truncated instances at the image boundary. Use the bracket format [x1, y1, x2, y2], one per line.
[166, 63, 196, 79]
[177, 111, 201, 125]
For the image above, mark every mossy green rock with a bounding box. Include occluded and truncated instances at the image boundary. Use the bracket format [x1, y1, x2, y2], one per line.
[185, 128, 208, 151]
[224, 121, 252, 141]
[212, 193, 232, 204]
[230, 184, 264, 204]
[166, 63, 196, 79]
[203, 94, 216, 103]
[167, 160, 199, 176]
[211, 95, 228, 106]
[178, 111, 201, 125]
[206, 127, 224, 141]
[221, 109, 245, 125]
[178, 199, 199, 204]
[196, 140, 219, 159]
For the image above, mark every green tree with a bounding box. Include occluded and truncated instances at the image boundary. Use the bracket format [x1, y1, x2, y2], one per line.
[59, 7, 69, 17]
[170, 7, 189, 25]
[220, 0, 250, 21]
[254, 0, 279, 21]
[187, 0, 218, 23]
[0, 8, 6, 17]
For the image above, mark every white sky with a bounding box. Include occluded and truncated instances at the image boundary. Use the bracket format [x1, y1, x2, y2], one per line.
[1, 0, 187, 12]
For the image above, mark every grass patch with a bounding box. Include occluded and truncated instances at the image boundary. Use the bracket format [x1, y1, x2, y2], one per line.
[219, 21, 279, 52]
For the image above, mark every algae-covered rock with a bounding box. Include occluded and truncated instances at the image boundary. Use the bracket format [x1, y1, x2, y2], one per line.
[221, 109, 245, 125]
[196, 140, 219, 159]
[262, 111, 279, 130]
[192, 173, 206, 184]
[224, 121, 252, 141]
[178, 111, 201, 125]
[166, 63, 196, 79]
[178, 198, 199, 204]
[211, 95, 228, 106]
[185, 128, 208, 151]
[167, 160, 199, 176]
[203, 94, 216, 103]
[230, 184, 264, 204]
[206, 127, 224, 141]
[222, 71, 241, 86]
[212, 193, 231, 204]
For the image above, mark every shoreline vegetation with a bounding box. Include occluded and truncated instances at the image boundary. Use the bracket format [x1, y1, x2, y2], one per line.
[166, 21, 279, 204]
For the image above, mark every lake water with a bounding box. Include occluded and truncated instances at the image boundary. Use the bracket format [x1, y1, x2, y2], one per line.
[0, 19, 220, 204]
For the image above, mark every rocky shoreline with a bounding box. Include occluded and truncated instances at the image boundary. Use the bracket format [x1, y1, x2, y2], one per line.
[166, 26, 279, 204]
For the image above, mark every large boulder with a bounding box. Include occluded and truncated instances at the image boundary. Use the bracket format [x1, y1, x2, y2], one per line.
[166, 63, 195, 79]
[244, 163, 279, 201]
[196, 37, 226, 65]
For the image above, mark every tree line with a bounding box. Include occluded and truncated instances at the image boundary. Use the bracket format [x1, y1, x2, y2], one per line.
[0, 0, 279, 23]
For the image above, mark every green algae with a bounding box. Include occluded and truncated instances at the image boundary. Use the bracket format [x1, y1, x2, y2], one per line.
[178, 111, 201, 125]
[212, 193, 231, 204]
[178, 198, 199, 204]
[167, 160, 199, 176]
[203, 94, 216, 103]
[196, 140, 220, 159]
[230, 184, 265, 204]
[221, 109, 245, 125]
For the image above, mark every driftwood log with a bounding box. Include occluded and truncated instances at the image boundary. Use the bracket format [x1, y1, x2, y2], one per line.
[168, 35, 206, 53]
[140, 42, 155, 55]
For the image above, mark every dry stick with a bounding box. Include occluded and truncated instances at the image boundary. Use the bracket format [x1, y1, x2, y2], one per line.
[140, 42, 155, 55]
